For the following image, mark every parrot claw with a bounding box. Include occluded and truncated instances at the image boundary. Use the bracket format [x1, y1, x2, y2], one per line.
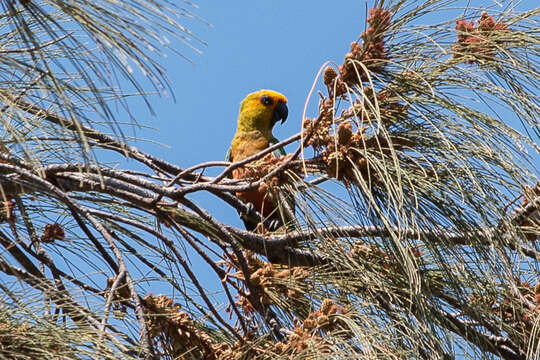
[243, 203, 256, 217]
[267, 219, 282, 232]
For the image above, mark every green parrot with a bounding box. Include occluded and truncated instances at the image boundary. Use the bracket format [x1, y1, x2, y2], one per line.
[226, 89, 293, 231]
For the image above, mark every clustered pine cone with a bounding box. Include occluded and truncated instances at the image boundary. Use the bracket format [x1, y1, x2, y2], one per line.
[454, 11, 509, 64]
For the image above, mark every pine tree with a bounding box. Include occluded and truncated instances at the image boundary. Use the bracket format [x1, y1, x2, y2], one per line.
[0, 1, 539, 359]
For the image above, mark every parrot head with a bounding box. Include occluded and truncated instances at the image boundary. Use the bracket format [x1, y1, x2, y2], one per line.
[237, 89, 288, 134]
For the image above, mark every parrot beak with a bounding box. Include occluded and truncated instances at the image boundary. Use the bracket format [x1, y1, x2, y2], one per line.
[271, 102, 288, 127]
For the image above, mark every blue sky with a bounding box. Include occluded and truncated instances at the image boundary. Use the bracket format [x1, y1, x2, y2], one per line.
[127, 0, 538, 167]
[131, 1, 368, 164]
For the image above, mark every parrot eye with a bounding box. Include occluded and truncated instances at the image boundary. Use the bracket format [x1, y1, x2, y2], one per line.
[260, 95, 273, 106]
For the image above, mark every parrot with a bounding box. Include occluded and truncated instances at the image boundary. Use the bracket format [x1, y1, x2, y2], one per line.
[226, 89, 292, 231]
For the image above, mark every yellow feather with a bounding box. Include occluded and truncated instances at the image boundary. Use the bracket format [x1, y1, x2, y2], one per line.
[230, 89, 287, 162]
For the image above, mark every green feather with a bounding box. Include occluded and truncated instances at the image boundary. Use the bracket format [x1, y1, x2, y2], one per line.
[269, 137, 286, 157]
